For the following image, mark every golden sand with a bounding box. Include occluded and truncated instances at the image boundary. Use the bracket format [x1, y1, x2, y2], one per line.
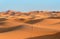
[0, 10, 60, 39]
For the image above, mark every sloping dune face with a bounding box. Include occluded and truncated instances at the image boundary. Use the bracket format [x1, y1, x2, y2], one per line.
[0, 10, 60, 39]
[27, 32, 60, 39]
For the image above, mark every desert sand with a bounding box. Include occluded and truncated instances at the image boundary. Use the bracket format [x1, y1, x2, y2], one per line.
[0, 10, 60, 39]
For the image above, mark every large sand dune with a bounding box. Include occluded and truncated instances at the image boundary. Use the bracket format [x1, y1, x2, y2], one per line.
[0, 10, 60, 39]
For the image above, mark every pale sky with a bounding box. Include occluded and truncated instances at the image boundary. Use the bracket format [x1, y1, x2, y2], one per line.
[0, 0, 60, 12]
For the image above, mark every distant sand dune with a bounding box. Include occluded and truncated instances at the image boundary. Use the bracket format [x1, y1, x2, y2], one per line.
[0, 10, 60, 39]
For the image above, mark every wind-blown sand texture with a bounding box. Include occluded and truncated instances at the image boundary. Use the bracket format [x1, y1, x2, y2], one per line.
[0, 10, 60, 39]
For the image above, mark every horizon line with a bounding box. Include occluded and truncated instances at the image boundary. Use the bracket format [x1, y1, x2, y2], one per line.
[0, 10, 60, 12]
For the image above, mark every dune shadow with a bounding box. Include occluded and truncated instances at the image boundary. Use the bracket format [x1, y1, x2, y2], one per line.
[0, 18, 7, 25]
[25, 19, 44, 24]
[0, 25, 24, 33]
[0, 18, 7, 21]
[48, 17, 60, 19]
[0, 22, 6, 25]
[27, 32, 60, 39]
[15, 18, 26, 22]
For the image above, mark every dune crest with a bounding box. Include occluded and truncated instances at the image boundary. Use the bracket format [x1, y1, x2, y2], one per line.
[0, 10, 60, 39]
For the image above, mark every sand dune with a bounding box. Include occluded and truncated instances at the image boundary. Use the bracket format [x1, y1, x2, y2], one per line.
[27, 32, 60, 39]
[0, 10, 60, 39]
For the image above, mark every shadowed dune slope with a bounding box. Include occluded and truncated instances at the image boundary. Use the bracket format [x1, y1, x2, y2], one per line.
[25, 19, 44, 24]
[0, 25, 24, 33]
[47, 17, 60, 19]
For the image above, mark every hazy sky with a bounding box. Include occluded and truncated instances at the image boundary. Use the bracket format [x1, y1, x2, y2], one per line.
[0, 0, 60, 12]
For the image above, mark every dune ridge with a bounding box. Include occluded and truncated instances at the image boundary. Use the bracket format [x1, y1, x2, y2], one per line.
[0, 10, 60, 39]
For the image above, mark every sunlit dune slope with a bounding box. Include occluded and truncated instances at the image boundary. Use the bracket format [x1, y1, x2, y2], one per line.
[0, 10, 60, 39]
